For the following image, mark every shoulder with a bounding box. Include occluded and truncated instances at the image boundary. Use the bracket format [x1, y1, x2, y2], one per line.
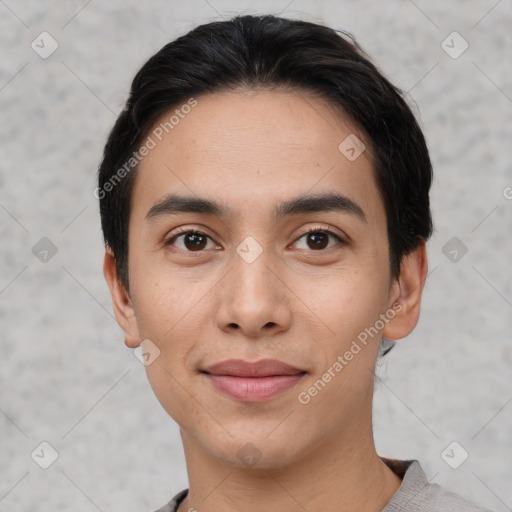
[381, 458, 495, 512]
[434, 487, 495, 511]
[151, 489, 188, 512]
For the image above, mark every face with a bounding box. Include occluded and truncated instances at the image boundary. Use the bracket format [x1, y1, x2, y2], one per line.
[109, 89, 410, 469]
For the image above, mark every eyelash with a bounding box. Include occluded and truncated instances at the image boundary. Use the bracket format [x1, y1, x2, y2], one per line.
[163, 226, 346, 253]
[292, 227, 346, 250]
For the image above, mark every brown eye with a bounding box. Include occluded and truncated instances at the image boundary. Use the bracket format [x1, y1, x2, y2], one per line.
[183, 232, 207, 251]
[293, 228, 345, 251]
[306, 231, 329, 250]
[165, 230, 220, 252]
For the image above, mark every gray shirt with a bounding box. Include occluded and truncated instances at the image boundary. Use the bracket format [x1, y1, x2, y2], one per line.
[152, 459, 494, 511]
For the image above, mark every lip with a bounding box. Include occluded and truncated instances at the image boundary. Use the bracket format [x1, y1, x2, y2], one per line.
[202, 359, 306, 402]
[204, 358, 305, 377]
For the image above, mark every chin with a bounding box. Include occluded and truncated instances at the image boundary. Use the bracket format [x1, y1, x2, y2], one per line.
[201, 429, 308, 471]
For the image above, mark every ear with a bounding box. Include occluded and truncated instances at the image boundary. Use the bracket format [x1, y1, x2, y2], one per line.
[382, 240, 428, 341]
[103, 247, 141, 348]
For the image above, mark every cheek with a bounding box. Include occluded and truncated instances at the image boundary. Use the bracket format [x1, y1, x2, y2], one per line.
[134, 276, 207, 426]
[294, 264, 388, 343]
[130, 256, 215, 367]
[293, 270, 386, 417]
[129, 250, 203, 338]
[131, 281, 174, 339]
[144, 361, 205, 434]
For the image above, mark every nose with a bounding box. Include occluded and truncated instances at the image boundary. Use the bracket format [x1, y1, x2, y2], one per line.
[215, 244, 292, 339]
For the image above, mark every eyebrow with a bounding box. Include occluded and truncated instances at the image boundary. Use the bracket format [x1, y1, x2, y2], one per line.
[145, 192, 367, 224]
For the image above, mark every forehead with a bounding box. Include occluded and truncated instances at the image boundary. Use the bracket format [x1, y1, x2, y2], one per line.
[131, 89, 384, 228]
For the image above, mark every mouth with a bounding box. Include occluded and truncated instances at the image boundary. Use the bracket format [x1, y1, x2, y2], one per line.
[201, 359, 307, 402]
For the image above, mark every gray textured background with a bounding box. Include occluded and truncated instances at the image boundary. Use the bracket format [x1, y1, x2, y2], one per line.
[1, 1, 511, 511]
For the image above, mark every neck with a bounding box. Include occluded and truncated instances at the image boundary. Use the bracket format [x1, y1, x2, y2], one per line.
[177, 422, 402, 512]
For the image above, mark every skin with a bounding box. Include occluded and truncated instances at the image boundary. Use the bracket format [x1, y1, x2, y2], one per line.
[104, 89, 428, 512]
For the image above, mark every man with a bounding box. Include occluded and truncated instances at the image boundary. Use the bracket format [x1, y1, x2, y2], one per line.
[98, 14, 493, 512]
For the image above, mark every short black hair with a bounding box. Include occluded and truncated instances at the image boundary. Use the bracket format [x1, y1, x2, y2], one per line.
[97, 14, 434, 329]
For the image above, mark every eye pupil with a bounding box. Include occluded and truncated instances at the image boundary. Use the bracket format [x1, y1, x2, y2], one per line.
[185, 232, 207, 251]
[308, 232, 328, 250]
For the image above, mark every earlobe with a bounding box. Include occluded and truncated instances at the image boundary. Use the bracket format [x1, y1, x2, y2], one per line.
[103, 247, 141, 348]
[382, 240, 428, 341]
